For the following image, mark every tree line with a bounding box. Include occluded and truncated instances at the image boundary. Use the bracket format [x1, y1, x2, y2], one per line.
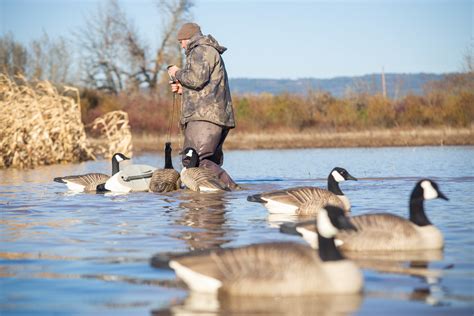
[0, 0, 192, 94]
[1, 0, 472, 134]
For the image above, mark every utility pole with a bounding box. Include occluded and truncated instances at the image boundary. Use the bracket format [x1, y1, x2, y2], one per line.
[381, 66, 387, 98]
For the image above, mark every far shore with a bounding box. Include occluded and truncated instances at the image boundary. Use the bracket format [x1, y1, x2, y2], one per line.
[126, 127, 473, 153]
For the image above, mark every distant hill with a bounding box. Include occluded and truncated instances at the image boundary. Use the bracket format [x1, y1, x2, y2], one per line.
[229, 73, 447, 98]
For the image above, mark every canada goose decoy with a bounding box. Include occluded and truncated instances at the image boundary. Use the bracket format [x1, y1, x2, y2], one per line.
[149, 142, 181, 193]
[180, 147, 229, 192]
[101, 159, 157, 193]
[247, 167, 357, 215]
[151, 206, 363, 296]
[280, 179, 448, 251]
[53, 153, 129, 192]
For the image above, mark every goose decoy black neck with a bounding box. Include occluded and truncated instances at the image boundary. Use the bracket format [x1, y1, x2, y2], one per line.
[409, 179, 448, 227]
[164, 142, 174, 169]
[328, 176, 343, 195]
[327, 167, 356, 195]
[112, 153, 130, 175]
[318, 235, 344, 262]
[317, 206, 357, 262]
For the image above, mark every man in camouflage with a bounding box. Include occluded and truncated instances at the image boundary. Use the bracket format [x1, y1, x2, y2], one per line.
[168, 22, 238, 189]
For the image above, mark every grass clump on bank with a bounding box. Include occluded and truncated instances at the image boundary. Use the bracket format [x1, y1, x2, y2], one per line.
[0, 75, 94, 168]
[0, 75, 133, 169]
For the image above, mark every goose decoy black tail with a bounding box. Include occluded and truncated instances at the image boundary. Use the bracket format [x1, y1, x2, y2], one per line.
[247, 194, 266, 203]
[53, 177, 66, 183]
[151, 249, 214, 269]
[279, 223, 301, 236]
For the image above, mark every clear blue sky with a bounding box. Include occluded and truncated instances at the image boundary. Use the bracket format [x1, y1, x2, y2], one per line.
[0, 0, 472, 79]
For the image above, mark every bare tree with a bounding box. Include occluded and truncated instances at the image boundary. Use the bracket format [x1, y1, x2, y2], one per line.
[77, 0, 193, 94]
[29, 32, 72, 83]
[0, 33, 28, 77]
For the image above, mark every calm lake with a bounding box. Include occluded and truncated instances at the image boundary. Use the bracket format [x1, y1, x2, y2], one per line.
[1, 146, 473, 315]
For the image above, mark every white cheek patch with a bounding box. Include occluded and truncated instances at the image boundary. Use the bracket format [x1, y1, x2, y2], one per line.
[331, 170, 345, 183]
[421, 180, 438, 200]
[115, 155, 124, 162]
[317, 209, 338, 238]
[186, 150, 194, 157]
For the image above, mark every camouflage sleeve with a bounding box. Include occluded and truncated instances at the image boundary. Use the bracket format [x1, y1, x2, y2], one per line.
[175, 46, 211, 90]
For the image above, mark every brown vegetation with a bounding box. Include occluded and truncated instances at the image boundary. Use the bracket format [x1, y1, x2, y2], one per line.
[0, 75, 132, 168]
[88, 111, 133, 158]
[0, 75, 93, 168]
[75, 70, 474, 145]
[130, 128, 472, 152]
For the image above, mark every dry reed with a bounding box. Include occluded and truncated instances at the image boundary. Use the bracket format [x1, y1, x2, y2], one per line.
[0, 75, 133, 168]
[0, 74, 94, 168]
[88, 110, 133, 158]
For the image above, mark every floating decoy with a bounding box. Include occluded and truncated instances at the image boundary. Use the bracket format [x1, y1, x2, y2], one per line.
[53, 153, 129, 192]
[149, 142, 181, 192]
[247, 167, 357, 215]
[151, 206, 363, 296]
[180, 147, 229, 192]
[280, 179, 448, 251]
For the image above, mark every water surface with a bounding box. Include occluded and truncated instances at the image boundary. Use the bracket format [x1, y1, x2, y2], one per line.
[1, 146, 473, 315]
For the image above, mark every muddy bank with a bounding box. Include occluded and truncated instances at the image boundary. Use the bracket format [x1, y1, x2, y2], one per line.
[128, 128, 473, 153]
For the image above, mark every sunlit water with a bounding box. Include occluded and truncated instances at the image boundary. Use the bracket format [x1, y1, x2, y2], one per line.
[1, 146, 473, 315]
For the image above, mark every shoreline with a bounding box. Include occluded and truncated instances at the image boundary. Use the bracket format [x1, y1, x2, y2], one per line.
[129, 127, 473, 153]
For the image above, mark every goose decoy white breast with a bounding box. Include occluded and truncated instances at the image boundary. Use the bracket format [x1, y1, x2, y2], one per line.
[180, 147, 229, 192]
[280, 179, 448, 251]
[151, 206, 363, 296]
[247, 167, 357, 215]
[53, 153, 129, 192]
[149, 142, 181, 193]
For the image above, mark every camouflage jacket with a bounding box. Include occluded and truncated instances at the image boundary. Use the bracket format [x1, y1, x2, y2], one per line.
[175, 34, 235, 128]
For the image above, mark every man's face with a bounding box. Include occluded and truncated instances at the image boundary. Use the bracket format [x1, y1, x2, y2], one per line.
[179, 39, 189, 50]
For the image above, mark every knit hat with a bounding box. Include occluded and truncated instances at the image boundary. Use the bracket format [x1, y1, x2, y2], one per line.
[177, 23, 202, 41]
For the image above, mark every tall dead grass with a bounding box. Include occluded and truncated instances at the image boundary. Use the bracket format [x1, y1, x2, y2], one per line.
[0, 75, 132, 168]
[88, 110, 133, 158]
[0, 75, 94, 168]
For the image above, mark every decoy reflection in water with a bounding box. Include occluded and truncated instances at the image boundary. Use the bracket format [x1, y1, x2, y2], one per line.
[175, 191, 232, 251]
[247, 167, 357, 215]
[151, 206, 363, 296]
[151, 291, 363, 316]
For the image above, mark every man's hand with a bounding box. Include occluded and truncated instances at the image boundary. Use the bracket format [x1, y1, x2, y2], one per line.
[167, 65, 180, 79]
[170, 81, 183, 94]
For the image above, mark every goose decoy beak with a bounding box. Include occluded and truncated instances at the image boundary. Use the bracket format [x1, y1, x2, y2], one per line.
[337, 216, 358, 232]
[438, 190, 449, 201]
[346, 173, 357, 181]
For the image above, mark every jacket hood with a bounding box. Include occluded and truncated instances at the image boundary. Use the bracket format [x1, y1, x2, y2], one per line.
[185, 34, 227, 55]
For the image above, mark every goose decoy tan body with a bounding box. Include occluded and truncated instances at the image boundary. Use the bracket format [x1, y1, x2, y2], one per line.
[149, 142, 181, 193]
[247, 167, 357, 215]
[180, 148, 229, 192]
[53, 153, 129, 192]
[281, 179, 448, 251]
[151, 206, 363, 296]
